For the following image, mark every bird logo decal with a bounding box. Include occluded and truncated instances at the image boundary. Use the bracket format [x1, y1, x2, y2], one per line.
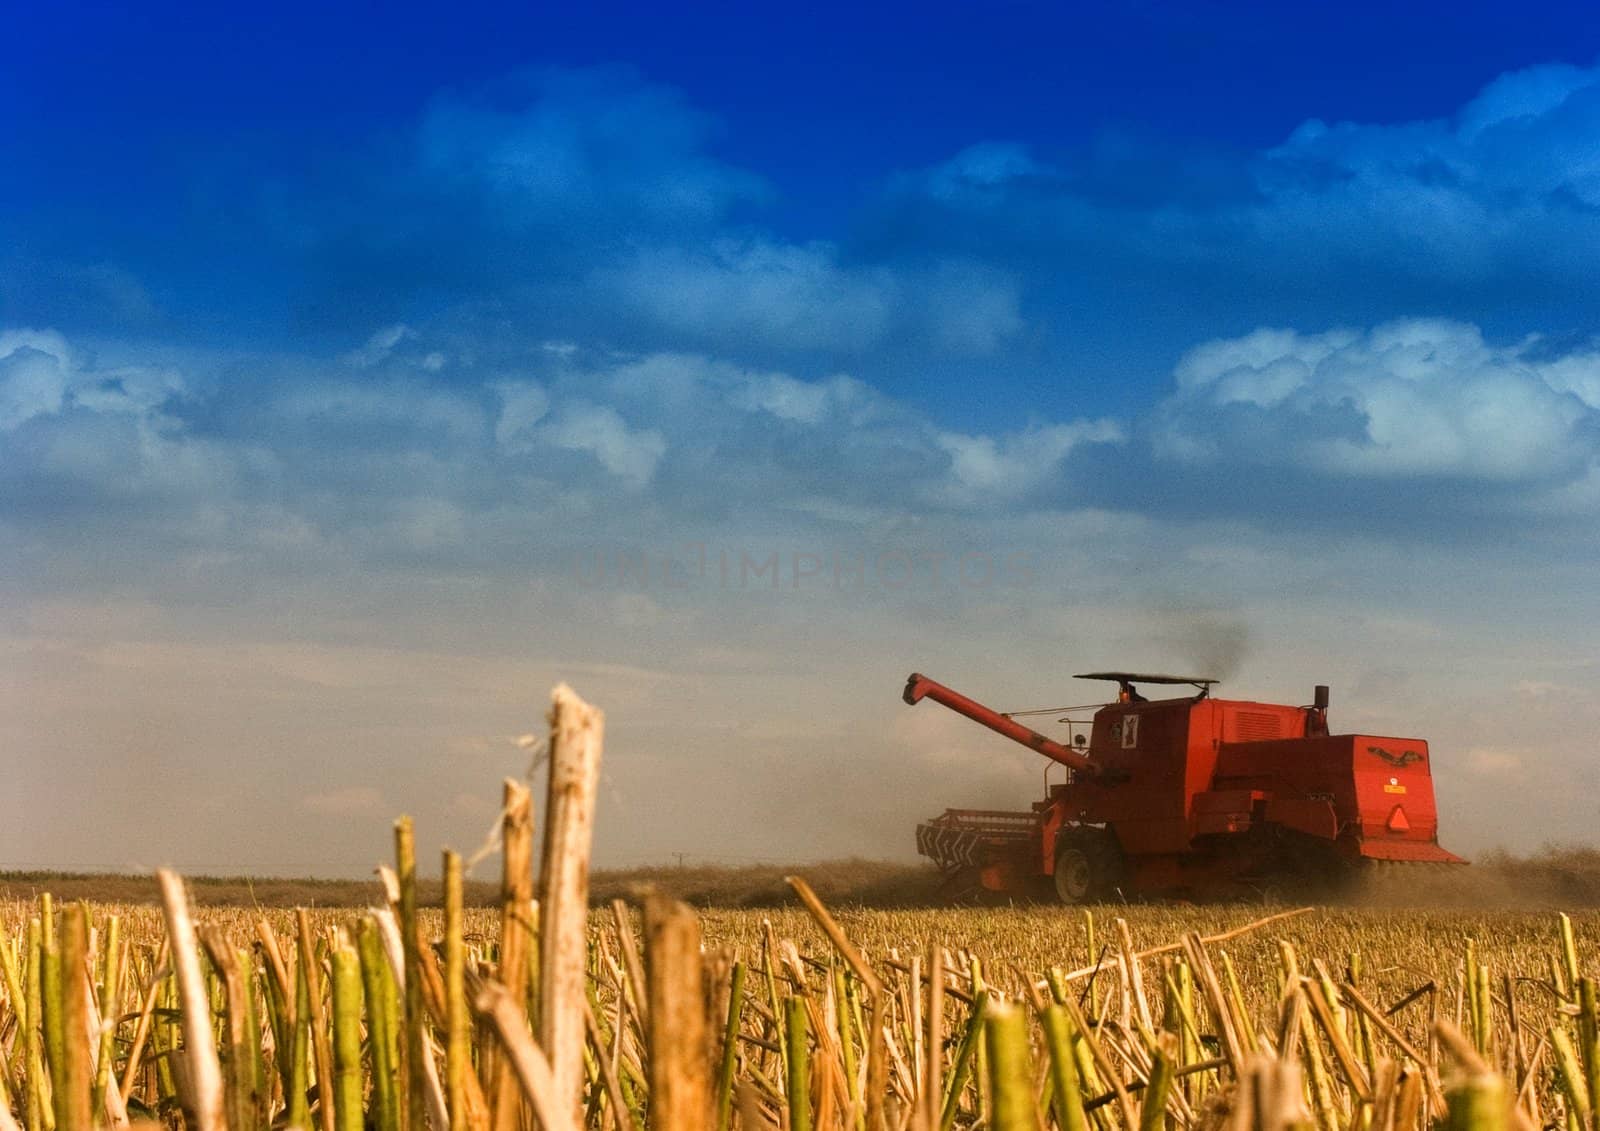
[1366, 745, 1423, 767]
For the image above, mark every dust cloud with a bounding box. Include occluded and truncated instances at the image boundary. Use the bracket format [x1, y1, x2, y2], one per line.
[1346, 847, 1600, 909]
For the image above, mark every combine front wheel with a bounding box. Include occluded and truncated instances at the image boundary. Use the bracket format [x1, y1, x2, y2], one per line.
[1052, 828, 1122, 904]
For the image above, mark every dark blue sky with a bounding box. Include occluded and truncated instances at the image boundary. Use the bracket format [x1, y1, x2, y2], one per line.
[7, 1, 1600, 870]
[14, 2, 1599, 158]
[10, 1, 1600, 412]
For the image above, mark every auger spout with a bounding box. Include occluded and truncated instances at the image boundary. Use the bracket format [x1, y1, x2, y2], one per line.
[902, 672, 1095, 772]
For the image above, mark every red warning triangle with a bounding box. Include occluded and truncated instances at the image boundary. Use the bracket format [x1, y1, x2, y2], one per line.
[1387, 805, 1410, 832]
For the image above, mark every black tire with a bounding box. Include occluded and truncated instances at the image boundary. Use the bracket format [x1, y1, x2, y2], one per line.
[1052, 827, 1123, 904]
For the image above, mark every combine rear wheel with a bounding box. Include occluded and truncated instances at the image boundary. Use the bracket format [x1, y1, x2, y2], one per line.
[1052, 828, 1123, 904]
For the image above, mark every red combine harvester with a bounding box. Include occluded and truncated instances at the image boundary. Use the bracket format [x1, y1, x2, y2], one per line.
[905, 671, 1463, 902]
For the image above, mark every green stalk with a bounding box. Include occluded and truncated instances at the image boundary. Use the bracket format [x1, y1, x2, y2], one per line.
[396, 816, 425, 1131]
[837, 965, 863, 1131]
[1559, 913, 1580, 1000]
[0, 921, 27, 1064]
[983, 1001, 1034, 1131]
[1047, 966, 1069, 1006]
[715, 962, 747, 1131]
[1304, 1018, 1340, 1131]
[1072, 1010, 1111, 1131]
[1553, 955, 1571, 1007]
[23, 918, 45, 1131]
[0, 1029, 12, 1122]
[359, 918, 401, 1131]
[287, 945, 311, 1130]
[971, 958, 989, 1127]
[260, 944, 293, 1115]
[1349, 950, 1376, 1081]
[92, 916, 122, 1116]
[1549, 1027, 1591, 1129]
[1176, 959, 1204, 1100]
[330, 938, 365, 1131]
[763, 923, 788, 1067]
[1580, 979, 1600, 1131]
[154, 971, 177, 1113]
[95, 911, 119, 1001]
[241, 947, 268, 1130]
[1464, 939, 1479, 1031]
[210, 956, 225, 1048]
[1470, 959, 1492, 1057]
[1161, 960, 1181, 1038]
[1138, 1037, 1175, 1131]
[1039, 1003, 1088, 1131]
[785, 995, 811, 1131]
[1319, 960, 1347, 1035]
[938, 989, 988, 1131]
[1084, 910, 1098, 1017]
[1221, 950, 1253, 1051]
[297, 909, 336, 1131]
[1444, 1071, 1508, 1131]
[40, 895, 63, 1122]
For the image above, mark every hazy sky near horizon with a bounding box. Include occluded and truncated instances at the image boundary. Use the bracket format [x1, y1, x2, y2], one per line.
[6, 1, 1600, 876]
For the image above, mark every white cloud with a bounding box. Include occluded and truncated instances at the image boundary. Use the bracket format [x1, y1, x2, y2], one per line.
[922, 142, 1045, 200]
[417, 66, 764, 234]
[607, 239, 895, 352]
[1156, 318, 1600, 483]
[887, 60, 1600, 317]
[0, 329, 184, 432]
[279, 379, 485, 437]
[0, 325, 1135, 614]
[492, 379, 551, 452]
[345, 324, 415, 368]
[0, 330, 240, 509]
[731, 371, 862, 425]
[935, 419, 1123, 506]
[0, 329, 73, 429]
[541, 401, 666, 488]
[12, 321, 1600, 870]
[1242, 63, 1600, 276]
[921, 262, 1025, 354]
[603, 239, 1023, 357]
[1457, 63, 1595, 141]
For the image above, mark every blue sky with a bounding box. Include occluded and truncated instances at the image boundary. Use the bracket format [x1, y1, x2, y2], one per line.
[5, 1, 1600, 874]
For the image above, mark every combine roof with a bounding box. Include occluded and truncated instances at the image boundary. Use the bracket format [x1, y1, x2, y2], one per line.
[1074, 671, 1219, 687]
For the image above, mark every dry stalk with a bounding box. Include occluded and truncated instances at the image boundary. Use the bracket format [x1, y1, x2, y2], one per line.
[297, 907, 338, 1131]
[644, 894, 711, 1131]
[539, 682, 604, 1122]
[158, 870, 225, 1131]
[490, 778, 535, 1131]
[474, 980, 580, 1131]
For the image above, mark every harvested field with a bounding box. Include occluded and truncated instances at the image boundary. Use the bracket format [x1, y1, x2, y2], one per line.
[1, 685, 1595, 1131]
[1, 891, 1597, 1130]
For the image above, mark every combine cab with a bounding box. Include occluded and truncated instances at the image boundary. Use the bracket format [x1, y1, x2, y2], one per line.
[905, 671, 1463, 902]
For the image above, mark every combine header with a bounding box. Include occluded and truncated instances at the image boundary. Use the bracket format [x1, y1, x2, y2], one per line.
[905, 671, 1463, 902]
